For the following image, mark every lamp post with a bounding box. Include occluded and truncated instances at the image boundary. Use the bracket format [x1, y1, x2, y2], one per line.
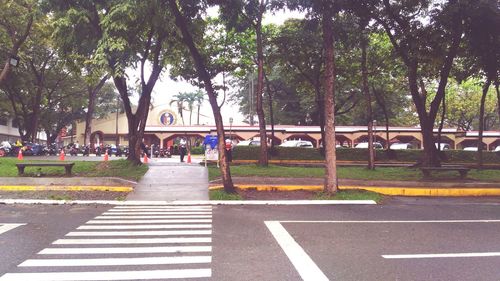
[229, 117, 233, 141]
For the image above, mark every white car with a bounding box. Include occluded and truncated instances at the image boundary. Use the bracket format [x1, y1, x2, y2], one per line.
[279, 140, 314, 148]
[390, 143, 414, 150]
[495, 146, 500, 152]
[355, 142, 383, 149]
[236, 140, 260, 146]
[463, 147, 478, 151]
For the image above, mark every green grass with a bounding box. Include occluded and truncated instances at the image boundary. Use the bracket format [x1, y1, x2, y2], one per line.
[0, 158, 148, 181]
[208, 164, 500, 182]
[209, 189, 243, 200]
[48, 194, 74, 201]
[314, 190, 384, 202]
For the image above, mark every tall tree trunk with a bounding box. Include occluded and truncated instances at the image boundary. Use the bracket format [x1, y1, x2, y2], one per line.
[255, 0, 268, 166]
[477, 78, 491, 168]
[437, 95, 446, 153]
[168, 0, 234, 192]
[360, 27, 374, 170]
[84, 75, 108, 146]
[322, 6, 338, 194]
[264, 75, 275, 148]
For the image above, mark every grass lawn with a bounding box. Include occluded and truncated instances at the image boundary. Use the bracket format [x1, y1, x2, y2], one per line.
[208, 164, 500, 182]
[0, 158, 148, 181]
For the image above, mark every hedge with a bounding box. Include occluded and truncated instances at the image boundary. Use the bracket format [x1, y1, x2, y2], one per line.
[233, 146, 500, 164]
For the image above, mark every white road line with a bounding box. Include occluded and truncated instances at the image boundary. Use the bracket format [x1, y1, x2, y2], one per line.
[113, 206, 212, 210]
[66, 230, 212, 236]
[39, 246, 212, 255]
[77, 224, 212, 229]
[279, 220, 500, 223]
[0, 224, 25, 235]
[107, 209, 212, 212]
[19, 256, 212, 267]
[102, 211, 212, 216]
[94, 215, 212, 219]
[86, 219, 212, 224]
[382, 252, 500, 259]
[265, 221, 329, 281]
[0, 268, 211, 281]
[53, 237, 211, 244]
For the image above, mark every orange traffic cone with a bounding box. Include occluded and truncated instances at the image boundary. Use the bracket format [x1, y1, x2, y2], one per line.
[17, 149, 23, 160]
[143, 153, 148, 164]
[104, 150, 109, 161]
[59, 149, 65, 161]
[187, 152, 191, 164]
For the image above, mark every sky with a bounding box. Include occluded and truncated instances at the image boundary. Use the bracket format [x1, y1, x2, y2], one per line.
[145, 8, 305, 126]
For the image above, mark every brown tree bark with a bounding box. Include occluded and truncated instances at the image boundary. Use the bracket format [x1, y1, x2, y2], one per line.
[255, 0, 268, 166]
[168, 0, 235, 193]
[360, 26, 374, 169]
[84, 75, 108, 146]
[477, 78, 491, 168]
[322, 6, 338, 194]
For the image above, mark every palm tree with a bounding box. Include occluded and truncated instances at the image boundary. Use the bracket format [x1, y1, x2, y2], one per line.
[181, 90, 205, 125]
[169, 93, 187, 125]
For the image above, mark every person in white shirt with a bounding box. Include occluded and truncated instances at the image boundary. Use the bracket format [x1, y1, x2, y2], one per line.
[179, 138, 187, 162]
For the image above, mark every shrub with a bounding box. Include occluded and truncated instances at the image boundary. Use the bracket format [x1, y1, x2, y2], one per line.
[233, 146, 500, 164]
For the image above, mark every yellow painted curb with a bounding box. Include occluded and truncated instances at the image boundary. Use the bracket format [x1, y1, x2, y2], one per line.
[0, 186, 133, 192]
[209, 184, 500, 196]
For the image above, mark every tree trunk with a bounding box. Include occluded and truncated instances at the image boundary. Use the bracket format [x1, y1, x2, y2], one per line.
[0, 62, 12, 87]
[437, 95, 446, 153]
[84, 75, 108, 146]
[477, 78, 491, 168]
[372, 86, 390, 150]
[265, 78, 275, 148]
[361, 29, 374, 169]
[322, 7, 338, 194]
[255, 1, 268, 166]
[168, 0, 235, 192]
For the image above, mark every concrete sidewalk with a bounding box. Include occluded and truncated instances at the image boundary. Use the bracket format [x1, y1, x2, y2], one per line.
[126, 162, 209, 201]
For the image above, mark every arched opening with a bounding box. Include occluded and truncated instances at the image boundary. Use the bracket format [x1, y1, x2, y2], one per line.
[251, 134, 284, 146]
[353, 135, 387, 148]
[456, 139, 487, 150]
[318, 135, 352, 148]
[433, 135, 455, 150]
[164, 134, 205, 151]
[283, 134, 316, 147]
[90, 131, 104, 150]
[488, 139, 500, 151]
[390, 135, 422, 149]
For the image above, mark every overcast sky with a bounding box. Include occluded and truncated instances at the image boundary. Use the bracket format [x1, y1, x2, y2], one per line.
[145, 8, 305, 126]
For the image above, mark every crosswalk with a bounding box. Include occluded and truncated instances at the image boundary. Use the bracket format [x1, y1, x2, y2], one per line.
[0, 205, 213, 280]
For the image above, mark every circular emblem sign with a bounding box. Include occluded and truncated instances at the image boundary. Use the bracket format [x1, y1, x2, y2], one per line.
[159, 111, 176, 126]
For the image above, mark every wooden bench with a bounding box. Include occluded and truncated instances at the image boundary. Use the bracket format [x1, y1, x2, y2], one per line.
[15, 162, 75, 176]
[419, 166, 470, 179]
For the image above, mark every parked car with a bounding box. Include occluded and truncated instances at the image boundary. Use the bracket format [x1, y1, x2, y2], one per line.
[495, 146, 500, 152]
[236, 140, 261, 146]
[435, 143, 451, 150]
[390, 143, 414, 150]
[463, 147, 478, 151]
[23, 142, 46, 156]
[279, 140, 314, 148]
[355, 142, 383, 149]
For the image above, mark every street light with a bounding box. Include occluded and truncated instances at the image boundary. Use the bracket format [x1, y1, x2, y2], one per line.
[229, 117, 234, 141]
[9, 55, 20, 67]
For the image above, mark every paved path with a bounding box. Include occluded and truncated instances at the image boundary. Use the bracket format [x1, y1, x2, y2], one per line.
[127, 160, 209, 201]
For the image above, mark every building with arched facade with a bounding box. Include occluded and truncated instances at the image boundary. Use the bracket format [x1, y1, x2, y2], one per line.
[72, 106, 500, 151]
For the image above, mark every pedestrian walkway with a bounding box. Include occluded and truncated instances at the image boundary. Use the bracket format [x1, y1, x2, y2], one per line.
[0, 204, 213, 280]
[127, 158, 209, 201]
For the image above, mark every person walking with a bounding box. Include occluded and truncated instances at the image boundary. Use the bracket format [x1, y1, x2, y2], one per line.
[179, 138, 187, 162]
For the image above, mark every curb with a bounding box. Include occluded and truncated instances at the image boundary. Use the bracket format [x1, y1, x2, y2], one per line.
[209, 184, 500, 197]
[0, 186, 133, 192]
[0, 199, 376, 205]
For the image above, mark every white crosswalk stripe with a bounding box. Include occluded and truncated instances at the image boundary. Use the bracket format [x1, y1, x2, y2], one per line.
[0, 205, 213, 280]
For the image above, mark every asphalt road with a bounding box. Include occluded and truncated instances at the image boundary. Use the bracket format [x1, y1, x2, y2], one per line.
[0, 198, 499, 280]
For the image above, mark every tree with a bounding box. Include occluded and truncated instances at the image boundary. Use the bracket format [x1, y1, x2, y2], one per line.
[167, 0, 235, 193]
[368, 0, 466, 167]
[50, 0, 179, 164]
[169, 92, 187, 125]
[0, 0, 35, 86]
